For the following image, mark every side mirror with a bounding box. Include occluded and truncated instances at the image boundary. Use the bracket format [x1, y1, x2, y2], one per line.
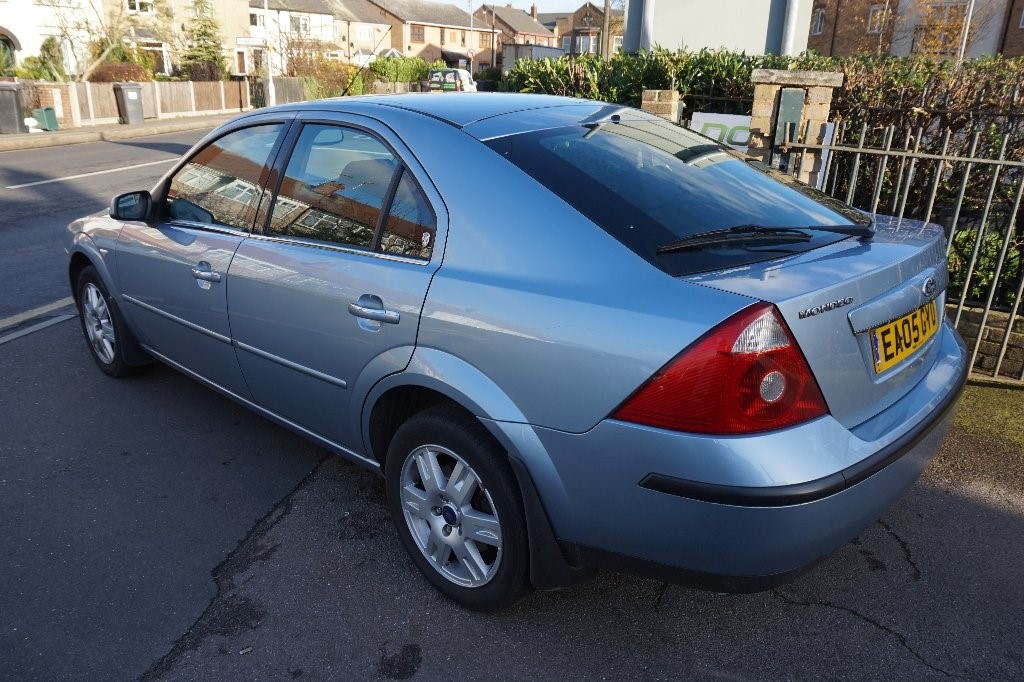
[110, 191, 151, 222]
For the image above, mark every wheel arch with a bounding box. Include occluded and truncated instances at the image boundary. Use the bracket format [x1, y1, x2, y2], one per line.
[363, 348, 594, 591]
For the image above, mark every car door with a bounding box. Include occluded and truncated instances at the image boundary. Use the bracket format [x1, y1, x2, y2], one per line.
[226, 114, 446, 453]
[116, 119, 290, 396]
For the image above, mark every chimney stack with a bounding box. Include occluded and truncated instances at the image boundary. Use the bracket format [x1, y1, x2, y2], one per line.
[531, 3, 537, 19]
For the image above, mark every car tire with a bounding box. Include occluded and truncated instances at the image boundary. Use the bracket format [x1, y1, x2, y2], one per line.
[75, 265, 147, 378]
[385, 404, 530, 611]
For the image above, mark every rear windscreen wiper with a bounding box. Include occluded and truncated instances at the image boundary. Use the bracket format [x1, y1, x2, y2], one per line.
[656, 225, 812, 254]
[656, 222, 875, 255]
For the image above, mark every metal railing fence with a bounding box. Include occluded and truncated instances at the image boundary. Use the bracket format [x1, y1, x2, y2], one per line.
[788, 121, 1024, 382]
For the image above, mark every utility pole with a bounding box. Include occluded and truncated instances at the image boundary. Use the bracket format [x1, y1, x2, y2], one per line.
[263, 0, 276, 107]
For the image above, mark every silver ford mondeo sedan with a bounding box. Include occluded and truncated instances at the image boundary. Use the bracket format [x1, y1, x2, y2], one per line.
[66, 94, 967, 610]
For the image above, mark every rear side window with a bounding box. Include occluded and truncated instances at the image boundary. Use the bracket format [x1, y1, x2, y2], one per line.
[486, 119, 869, 276]
[165, 124, 282, 230]
[266, 123, 436, 259]
[380, 169, 436, 260]
[268, 124, 398, 249]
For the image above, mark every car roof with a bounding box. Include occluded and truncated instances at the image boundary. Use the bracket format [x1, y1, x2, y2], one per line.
[262, 93, 605, 129]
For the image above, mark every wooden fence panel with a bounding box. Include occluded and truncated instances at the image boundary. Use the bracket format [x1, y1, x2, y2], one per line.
[159, 81, 193, 114]
[90, 85, 119, 120]
[139, 81, 157, 118]
[193, 81, 221, 112]
[273, 77, 304, 104]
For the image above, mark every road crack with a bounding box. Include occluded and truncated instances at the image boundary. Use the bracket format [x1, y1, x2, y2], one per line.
[653, 582, 670, 611]
[139, 455, 329, 681]
[878, 520, 922, 581]
[771, 589, 964, 679]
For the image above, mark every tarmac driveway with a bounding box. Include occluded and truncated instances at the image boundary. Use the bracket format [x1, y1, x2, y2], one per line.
[2, 319, 1022, 681]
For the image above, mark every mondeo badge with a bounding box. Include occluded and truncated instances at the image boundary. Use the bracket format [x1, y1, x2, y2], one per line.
[798, 296, 855, 319]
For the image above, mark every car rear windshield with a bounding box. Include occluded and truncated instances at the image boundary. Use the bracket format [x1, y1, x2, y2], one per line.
[484, 118, 870, 276]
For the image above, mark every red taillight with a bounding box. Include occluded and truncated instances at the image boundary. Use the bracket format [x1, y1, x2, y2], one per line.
[612, 303, 828, 435]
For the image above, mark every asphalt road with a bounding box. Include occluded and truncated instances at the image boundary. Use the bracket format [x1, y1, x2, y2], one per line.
[1, 133, 1022, 681]
[0, 131, 206, 319]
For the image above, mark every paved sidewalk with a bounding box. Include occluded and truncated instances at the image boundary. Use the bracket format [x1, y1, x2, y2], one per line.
[0, 113, 243, 152]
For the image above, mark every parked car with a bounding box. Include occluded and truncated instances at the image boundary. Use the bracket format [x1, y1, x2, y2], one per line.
[66, 93, 967, 611]
[426, 68, 477, 92]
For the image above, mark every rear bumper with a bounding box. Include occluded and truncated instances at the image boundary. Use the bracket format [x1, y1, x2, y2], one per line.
[518, 322, 966, 587]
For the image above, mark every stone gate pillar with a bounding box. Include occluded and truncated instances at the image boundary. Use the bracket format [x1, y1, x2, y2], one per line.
[746, 69, 844, 187]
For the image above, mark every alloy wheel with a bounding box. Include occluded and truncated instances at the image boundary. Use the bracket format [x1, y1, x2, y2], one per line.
[398, 444, 503, 588]
[81, 282, 116, 365]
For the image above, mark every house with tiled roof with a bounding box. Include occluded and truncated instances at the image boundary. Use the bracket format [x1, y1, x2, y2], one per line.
[363, 0, 500, 69]
[248, 0, 390, 73]
[473, 4, 555, 48]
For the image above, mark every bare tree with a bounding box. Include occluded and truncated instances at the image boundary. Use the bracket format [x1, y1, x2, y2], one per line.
[39, 0, 172, 81]
[891, 0, 1000, 60]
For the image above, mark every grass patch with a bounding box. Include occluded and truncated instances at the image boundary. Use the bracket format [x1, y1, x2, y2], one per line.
[954, 384, 1024, 450]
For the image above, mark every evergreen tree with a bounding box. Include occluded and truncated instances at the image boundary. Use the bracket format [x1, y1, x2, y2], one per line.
[179, 0, 226, 80]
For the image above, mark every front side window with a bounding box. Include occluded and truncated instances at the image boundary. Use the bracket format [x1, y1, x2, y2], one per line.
[412, 25, 425, 42]
[486, 118, 868, 276]
[165, 124, 282, 230]
[479, 32, 489, 48]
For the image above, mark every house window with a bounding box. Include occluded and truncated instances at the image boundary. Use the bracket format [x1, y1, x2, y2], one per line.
[250, 13, 263, 27]
[411, 25, 424, 42]
[126, 0, 154, 14]
[561, 36, 570, 51]
[811, 8, 825, 35]
[1019, 8, 1024, 28]
[450, 31, 458, 43]
[867, 4, 886, 34]
[479, 32, 489, 48]
[612, 36, 623, 52]
[290, 14, 310, 34]
[461, 30, 466, 46]
[357, 25, 371, 41]
[440, 29, 446, 45]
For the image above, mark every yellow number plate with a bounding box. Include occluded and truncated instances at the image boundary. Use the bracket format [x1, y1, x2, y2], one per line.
[871, 300, 939, 374]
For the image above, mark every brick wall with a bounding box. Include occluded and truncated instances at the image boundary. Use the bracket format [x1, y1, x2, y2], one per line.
[951, 304, 1024, 380]
[807, 0, 895, 56]
[640, 90, 679, 122]
[1001, 0, 1024, 56]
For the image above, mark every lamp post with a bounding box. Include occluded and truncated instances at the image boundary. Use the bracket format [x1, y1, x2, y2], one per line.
[582, 11, 593, 55]
[263, 0, 276, 107]
[956, 0, 976, 67]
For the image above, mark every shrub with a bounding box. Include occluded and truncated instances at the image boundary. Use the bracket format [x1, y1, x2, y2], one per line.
[370, 55, 431, 83]
[88, 62, 149, 82]
[290, 54, 361, 98]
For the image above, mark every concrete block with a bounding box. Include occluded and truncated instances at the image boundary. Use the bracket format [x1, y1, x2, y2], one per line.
[751, 69, 844, 88]
[751, 101, 774, 118]
[807, 87, 833, 105]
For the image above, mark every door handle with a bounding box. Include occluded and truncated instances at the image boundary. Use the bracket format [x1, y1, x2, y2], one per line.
[191, 265, 222, 283]
[348, 294, 400, 324]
